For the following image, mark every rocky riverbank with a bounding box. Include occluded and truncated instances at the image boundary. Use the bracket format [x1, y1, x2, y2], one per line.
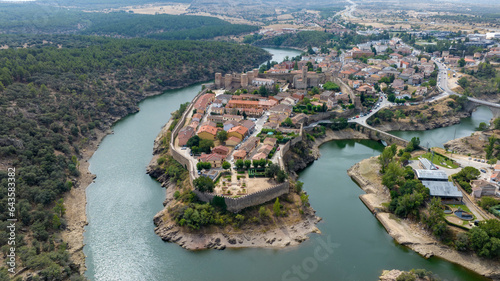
[284, 128, 369, 177]
[151, 180, 321, 250]
[348, 157, 500, 281]
[444, 129, 500, 158]
[370, 97, 473, 132]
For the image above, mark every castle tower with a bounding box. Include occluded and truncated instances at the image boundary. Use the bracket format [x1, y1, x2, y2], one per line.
[225, 74, 232, 89]
[241, 73, 248, 88]
[253, 68, 259, 79]
[301, 66, 307, 82]
[247, 71, 254, 84]
[215, 73, 222, 88]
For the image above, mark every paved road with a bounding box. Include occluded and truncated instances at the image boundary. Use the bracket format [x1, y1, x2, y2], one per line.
[432, 58, 500, 109]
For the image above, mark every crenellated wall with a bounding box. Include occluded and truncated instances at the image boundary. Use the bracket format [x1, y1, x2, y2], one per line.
[193, 182, 290, 212]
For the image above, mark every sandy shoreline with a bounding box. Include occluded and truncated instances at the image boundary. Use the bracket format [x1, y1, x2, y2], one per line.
[60, 91, 165, 274]
[347, 157, 500, 281]
[61, 128, 115, 275]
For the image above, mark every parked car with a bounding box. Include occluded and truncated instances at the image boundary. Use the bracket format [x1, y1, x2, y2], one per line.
[480, 169, 486, 173]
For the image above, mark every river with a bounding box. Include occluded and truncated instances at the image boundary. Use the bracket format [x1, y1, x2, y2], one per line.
[83, 48, 490, 281]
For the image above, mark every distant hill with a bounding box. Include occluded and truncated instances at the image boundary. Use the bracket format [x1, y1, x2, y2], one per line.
[0, 4, 258, 39]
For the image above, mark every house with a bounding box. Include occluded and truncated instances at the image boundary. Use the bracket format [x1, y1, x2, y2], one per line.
[233, 150, 247, 160]
[188, 120, 199, 130]
[223, 120, 239, 132]
[390, 53, 403, 60]
[211, 107, 225, 115]
[366, 74, 381, 84]
[239, 119, 256, 133]
[269, 95, 285, 103]
[414, 169, 448, 181]
[223, 114, 244, 122]
[409, 74, 424, 85]
[471, 180, 498, 198]
[212, 145, 230, 157]
[252, 152, 267, 161]
[198, 153, 225, 168]
[399, 68, 415, 80]
[252, 78, 275, 86]
[490, 172, 500, 183]
[262, 122, 279, 130]
[226, 136, 241, 147]
[320, 91, 334, 102]
[193, 93, 215, 114]
[421, 181, 463, 202]
[226, 99, 277, 110]
[207, 115, 224, 124]
[391, 79, 405, 91]
[291, 113, 308, 125]
[258, 144, 274, 155]
[399, 61, 410, 69]
[240, 137, 260, 153]
[177, 126, 195, 147]
[415, 86, 428, 96]
[263, 137, 277, 147]
[292, 92, 305, 100]
[192, 113, 203, 123]
[227, 125, 248, 141]
[282, 96, 299, 106]
[494, 164, 500, 172]
[268, 104, 293, 116]
[197, 125, 218, 140]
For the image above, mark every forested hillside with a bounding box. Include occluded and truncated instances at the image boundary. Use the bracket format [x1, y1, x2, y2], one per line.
[0, 5, 258, 39]
[0, 37, 270, 280]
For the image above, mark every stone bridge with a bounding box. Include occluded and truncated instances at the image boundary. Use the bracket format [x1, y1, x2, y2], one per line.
[353, 123, 410, 147]
[305, 120, 410, 147]
[464, 98, 500, 119]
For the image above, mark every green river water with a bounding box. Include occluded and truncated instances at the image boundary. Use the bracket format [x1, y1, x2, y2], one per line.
[83, 48, 492, 281]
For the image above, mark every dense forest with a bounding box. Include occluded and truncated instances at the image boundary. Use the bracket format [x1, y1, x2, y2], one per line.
[253, 31, 335, 48]
[0, 36, 270, 280]
[252, 30, 391, 49]
[457, 61, 500, 97]
[0, 5, 258, 40]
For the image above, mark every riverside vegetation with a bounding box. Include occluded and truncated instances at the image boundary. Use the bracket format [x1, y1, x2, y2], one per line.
[0, 36, 270, 280]
[378, 143, 500, 260]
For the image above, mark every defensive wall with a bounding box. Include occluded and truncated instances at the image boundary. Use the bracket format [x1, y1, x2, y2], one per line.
[193, 182, 290, 212]
[169, 88, 209, 186]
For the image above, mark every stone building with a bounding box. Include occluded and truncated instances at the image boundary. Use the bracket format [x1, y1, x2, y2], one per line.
[215, 69, 260, 90]
[293, 66, 320, 89]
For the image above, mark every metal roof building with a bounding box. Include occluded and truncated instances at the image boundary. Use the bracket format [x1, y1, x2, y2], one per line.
[419, 157, 436, 170]
[421, 181, 463, 199]
[414, 169, 448, 181]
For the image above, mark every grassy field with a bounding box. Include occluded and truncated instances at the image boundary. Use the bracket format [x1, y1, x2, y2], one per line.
[417, 151, 459, 169]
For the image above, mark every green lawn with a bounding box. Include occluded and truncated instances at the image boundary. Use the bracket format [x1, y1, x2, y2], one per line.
[447, 204, 472, 213]
[418, 151, 459, 169]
